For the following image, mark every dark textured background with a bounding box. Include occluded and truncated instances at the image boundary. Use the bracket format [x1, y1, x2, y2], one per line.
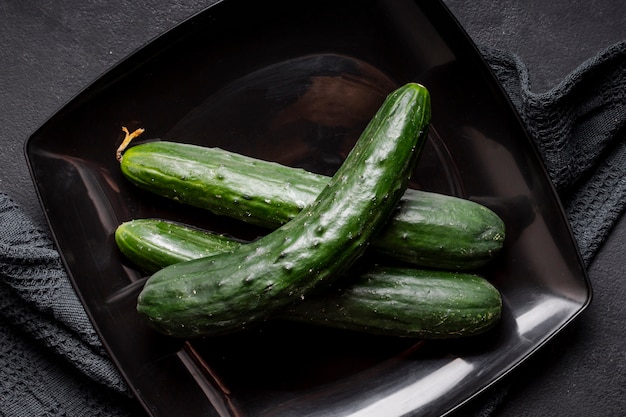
[1, 1, 624, 416]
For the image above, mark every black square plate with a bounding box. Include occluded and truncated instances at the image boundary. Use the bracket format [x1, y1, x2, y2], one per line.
[25, 0, 591, 416]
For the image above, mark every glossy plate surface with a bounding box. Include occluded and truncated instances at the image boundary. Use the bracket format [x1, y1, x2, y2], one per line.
[25, 0, 591, 416]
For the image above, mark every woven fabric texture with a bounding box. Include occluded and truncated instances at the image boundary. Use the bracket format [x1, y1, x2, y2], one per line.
[482, 41, 626, 264]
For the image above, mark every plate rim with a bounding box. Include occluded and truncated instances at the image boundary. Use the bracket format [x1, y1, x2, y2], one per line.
[24, 0, 592, 415]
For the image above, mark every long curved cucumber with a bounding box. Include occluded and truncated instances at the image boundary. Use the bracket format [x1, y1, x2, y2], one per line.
[120, 127, 504, 271]
[116, 218, 502, 338]
[135, 83, 431, 337]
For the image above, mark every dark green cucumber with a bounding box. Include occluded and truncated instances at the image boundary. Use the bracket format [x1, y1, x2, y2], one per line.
[372, 191, 504, 269]
[116, 219, 241, 274]
[136, 83, 431, 337]
[116, 218, 501, 338]
[287, 266, 501, 338]
[120, 140, 504, 272]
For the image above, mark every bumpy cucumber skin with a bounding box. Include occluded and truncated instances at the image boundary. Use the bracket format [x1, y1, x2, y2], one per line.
[136, 83, 431, 338]
[121, 142, 504, 271]
[371, 191, 504, 270]
[286, 266, 501, 338]
[115, 219, 240, 274]
[120, 140, 328, 228]
[116, 219, 501, 338]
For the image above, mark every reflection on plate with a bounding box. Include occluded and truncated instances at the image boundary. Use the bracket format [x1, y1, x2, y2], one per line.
[25, 0, 590, 416]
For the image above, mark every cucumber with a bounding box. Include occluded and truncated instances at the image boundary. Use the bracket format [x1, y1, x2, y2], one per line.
[120, 142, 504, 272]
[135, 83, 431, 338]
[116, 218, 502, 338]
[287, 266, 501, 338]
[115, 219, 241, 274]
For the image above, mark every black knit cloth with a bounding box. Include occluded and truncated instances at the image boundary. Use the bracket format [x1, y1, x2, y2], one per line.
[0, 195, 140, 416]
[1, 41, 625, 416]
[482, 41, 626, 266]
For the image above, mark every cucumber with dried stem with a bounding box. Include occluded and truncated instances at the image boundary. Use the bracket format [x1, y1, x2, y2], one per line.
[119, 141, 504, 271]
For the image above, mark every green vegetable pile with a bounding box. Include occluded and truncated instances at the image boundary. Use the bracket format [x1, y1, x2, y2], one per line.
[115, 83, 505, 339]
